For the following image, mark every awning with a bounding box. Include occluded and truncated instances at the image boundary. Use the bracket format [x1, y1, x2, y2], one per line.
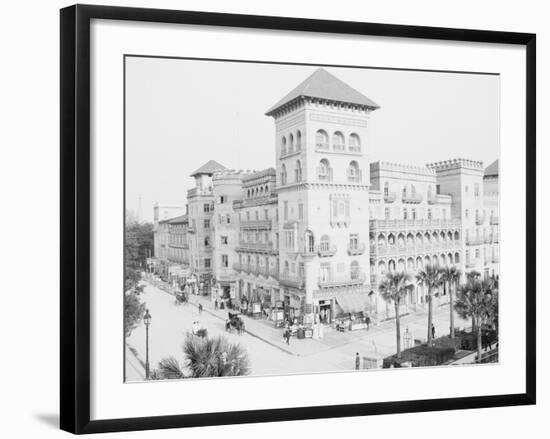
[334, 292, 372, 314]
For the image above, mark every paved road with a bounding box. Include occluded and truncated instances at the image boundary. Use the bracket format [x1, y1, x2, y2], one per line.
[126, 281, 468, 380]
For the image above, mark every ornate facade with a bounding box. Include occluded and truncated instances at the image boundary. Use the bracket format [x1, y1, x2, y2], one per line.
[153, 68, 499, 322]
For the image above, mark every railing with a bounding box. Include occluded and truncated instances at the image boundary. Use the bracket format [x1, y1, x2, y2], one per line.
[318, 244, 337, 257]
[347, 242, 366, 256]
[370, 218, 461, 231]
[317, 167, 333, 182]
[318, 272, 366, 289]
[315, 142, 329, 151]
[490, 216, 499, 225]
[402, 193, 424, 204]
[465, 238, 484, 246]
[383, 192, 396, 203]
[475, 215, 485, 226]
[346, 170, 362, 183]
[279, 272, 304, 289]
[240, 219, 272, 230]
[187, 187, 213, 198]
[371, 240, 460, 256]
[238, 241, 275, 252]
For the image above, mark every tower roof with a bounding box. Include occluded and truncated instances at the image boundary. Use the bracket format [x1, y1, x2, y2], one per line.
[190, 160, 226, 177]
[266, 68, 380, 116]
[484, 159, 499, 177]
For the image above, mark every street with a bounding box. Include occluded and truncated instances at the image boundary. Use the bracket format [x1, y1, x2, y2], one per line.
[125, 281, 468, 380]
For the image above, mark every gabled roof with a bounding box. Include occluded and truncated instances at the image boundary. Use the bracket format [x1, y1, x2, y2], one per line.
[266, 68, 380, 116]
[190, 160, 226, 177]
[484, 159, 499, 177]
[167, 214, 188, 224]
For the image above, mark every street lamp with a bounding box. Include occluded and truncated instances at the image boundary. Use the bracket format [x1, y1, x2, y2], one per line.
[144, 309, 152, 379]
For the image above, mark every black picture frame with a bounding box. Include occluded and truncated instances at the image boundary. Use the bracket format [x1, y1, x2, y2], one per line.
[60, 4, 536, 434]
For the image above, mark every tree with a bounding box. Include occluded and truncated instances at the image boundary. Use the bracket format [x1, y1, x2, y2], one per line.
[183, 335, 250, 377]
[379, 271, 414, 358]
[125, 215, 154, 294]
[124, 292, 146, 336]
[152, 356, 186, 380]
[454, 278, 496, 361]
[416, 264, 443, 344]
[439, 265, 461, 338]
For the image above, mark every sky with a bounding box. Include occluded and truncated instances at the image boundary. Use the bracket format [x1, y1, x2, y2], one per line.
[125, 57, 499, 222]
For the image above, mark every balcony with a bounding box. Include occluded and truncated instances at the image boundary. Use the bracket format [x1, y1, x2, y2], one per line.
[187, 187, 213, 198]
[317, 167, 333, 182]
[427, 193, 438, 205]
[346, 170, 362, 183]
[347, 242, 366, 256]
[318, 244, 337, 257]
[318, 272, 366, 289]
[465, 238, 484, 246]
[238, 241, 275, 252]
[402, 193, 423, 204]
[371, 239, 460, 257]
[240, 219, 272, 230]
[370, 218, 462, 232]
[383, 192, 396, 203]
[490, 216, 499, 225]
[475, 215, 485, 226]
[279, 272, 304, 289]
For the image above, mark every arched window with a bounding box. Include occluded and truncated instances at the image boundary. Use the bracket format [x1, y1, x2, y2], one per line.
[288, 133, 294, 154]
[350, 261, 361, 280]
[318, 159, 332, 181]
[332, 131, 345, 151]
[280, 164, 287, 185]
[347, 161, 361, 183]
[281, 136, 287, 156]
[296, 130, 302, 151]
[316, 129, 328, 149]
[349, 133, 361, 152]
[295, 160, 302, 183]
[319, 235, 330, 252]
[305, 230, 315, 253]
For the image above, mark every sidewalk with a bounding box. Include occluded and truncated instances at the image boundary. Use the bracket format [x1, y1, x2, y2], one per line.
[125, 344, 145, 381]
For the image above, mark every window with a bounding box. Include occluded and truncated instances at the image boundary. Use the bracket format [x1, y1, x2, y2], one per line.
[280, 164, 287, 185]
[316, 129, 329, 149]
[412, 208, 417, 220]
[295, 160, 303, 182]
[221, 236, 228, 245]
[350, 261, 361, 280]
[226, 214, 231, 224]
[255, 210, 259, 220]
[288, 133, 294, 153]
[427, 209, 432, 220]
[204, 258, 211, 269]
[384, 182, 389, 197]
[332, 131, 345, 151]
[219, 195, 226, 204]
[283, 201, 288, 221]
[384, 207, 390, 219]
[349, 233, 359, 250]
[318, 159, 332, 181]
[347, 161, 361, 183]
[285, 231, 295, 248]
[436, 184, 440, 195]
[298, 203, 304, 220]
[320, 235, 330, 252]
[204, 237, 210, 246]
[320, 263, 331, 282]
[221, 254, 229, 268]
[246, 211, 250, 221]
[402, 185, 408, 198]
[305, 230, 315, 253]
[411, 185, 416, 196]
[203, 203, 211, 213]
[203, 219, 210, 229]
[465, 209, 469, 218]
[281, 136, 287, 156]
[403, 208, 408, 220]
[474, 183, 480, 198]
[264, 209, 269, 220]
[296, 130, 302, 151]
[349, 133, 361, 152]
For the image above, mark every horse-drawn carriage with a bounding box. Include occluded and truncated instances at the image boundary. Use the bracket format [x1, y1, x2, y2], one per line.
[175, 291, 188, 306]
[225, 312, 245, 335]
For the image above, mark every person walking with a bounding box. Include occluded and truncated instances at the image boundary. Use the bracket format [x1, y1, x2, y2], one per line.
[198, 303, 203, 315]
[355, 352, 360, 370]
[365, 314, 371, 330]
[284, 328, 291, 345]
[431, 323, 436, 342]
[214, 299, 218, 310]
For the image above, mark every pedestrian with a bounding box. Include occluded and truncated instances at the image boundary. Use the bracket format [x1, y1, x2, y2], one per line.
[284, 329, 291, 345]
[198, 303, 203, 314]
[355, 352, 360, 370]
[214, 299, 218, 310]
[431, 323, 435, 340]
[365, 314, 371, 330]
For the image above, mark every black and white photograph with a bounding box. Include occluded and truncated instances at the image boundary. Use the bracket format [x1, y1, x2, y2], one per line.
[124, 58, 500, 382]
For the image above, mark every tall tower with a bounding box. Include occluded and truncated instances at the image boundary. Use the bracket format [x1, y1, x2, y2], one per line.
[427, 158, 485, 275]
[266, 68, 380, 323]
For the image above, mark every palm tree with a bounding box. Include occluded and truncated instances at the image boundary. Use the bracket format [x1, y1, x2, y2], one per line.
[153, 356, 186, 380]
[439, 265, 461, 338]
[183, 335, 250, 377]
[454, 278, 496, 361]
[416, 264, 443, 344]
[379, 271, 414, 358]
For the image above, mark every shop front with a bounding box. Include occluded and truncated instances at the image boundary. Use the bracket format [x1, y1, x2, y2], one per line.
[314, 287, 374, 332]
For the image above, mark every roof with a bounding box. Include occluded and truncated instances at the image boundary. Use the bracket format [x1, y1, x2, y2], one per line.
[190, 160, 226, 177]
[266, 68, 380, 116]
[484, 159, 499, 177]
[167, 214, 188, 224]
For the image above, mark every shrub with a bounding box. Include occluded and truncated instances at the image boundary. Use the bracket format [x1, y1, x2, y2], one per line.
[383, 336, 459, 368]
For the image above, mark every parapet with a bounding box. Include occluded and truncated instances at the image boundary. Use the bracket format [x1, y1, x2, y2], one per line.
[426, 158, 484, 172]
